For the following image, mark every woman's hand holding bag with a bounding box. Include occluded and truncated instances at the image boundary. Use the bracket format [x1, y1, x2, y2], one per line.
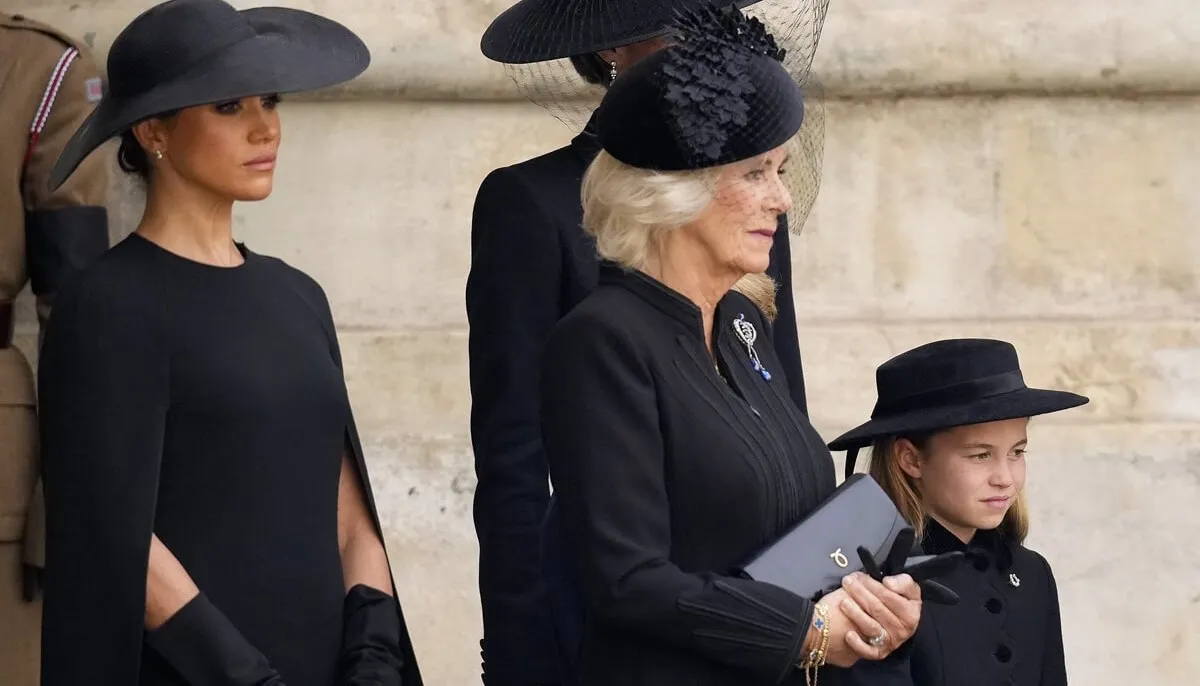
[803, 572, 922, 668]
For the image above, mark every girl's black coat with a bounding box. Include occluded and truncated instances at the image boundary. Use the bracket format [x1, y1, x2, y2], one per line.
[850, 520, 1068, 686]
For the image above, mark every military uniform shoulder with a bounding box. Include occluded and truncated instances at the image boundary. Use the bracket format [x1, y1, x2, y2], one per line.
[1, 12, 90, 52]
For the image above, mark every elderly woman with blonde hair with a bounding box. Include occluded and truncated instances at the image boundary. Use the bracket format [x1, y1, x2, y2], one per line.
[539, 5, 927, 685]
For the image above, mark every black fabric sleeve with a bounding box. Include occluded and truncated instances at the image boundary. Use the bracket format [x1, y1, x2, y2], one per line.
[827, 656, 916, 685]
[145, 593, 286, 686]
[540, 313, 814, 684]
[1039, 556, 1068, 685]
[465, 168, 562, 683]
[25, 205, 109, 296]
[768, 215, 807, 415]
[36, 276, 169, 684]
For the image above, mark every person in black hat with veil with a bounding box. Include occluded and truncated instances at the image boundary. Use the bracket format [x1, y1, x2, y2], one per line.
[828, 338, 1086, 686]
[467, 2, 828, 683]
[35, 1, 422, 685]
[538, 4, 928, 685]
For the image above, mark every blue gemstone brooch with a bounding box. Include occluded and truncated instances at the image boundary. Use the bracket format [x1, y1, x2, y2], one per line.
[732, 314, 771, 381]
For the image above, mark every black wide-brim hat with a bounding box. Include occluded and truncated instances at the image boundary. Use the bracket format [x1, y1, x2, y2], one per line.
[481, 0, 766, 64]
[829, 339, 1089, 475]
[48, 0, 370, 191]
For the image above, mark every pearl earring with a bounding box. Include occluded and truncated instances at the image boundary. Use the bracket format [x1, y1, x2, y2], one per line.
[153, 150, 163, 160]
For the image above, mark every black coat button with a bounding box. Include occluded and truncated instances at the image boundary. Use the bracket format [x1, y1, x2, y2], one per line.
[985, 597, 1003, 614]
[972, 556, 989, 571]
[995, 644, 1013, 663]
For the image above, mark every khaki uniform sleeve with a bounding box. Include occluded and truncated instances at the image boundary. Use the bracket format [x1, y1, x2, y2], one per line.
[19, 38, 112, 590]
[22, 44, 111, 338]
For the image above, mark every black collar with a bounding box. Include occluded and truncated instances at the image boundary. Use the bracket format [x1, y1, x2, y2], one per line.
[922, 518, 1014, 572]
[600, 261, 717, 341]
[569, 110, 603, 165]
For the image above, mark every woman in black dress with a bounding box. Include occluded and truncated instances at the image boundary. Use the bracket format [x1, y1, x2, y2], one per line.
[469, 2, 828, 682]
[36, 1, 421, 684]
[539, 5, 923, 685]
[829, 339, 1087, 686]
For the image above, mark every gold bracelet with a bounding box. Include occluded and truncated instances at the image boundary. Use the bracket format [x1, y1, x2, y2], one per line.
[801, 603, 831, 686]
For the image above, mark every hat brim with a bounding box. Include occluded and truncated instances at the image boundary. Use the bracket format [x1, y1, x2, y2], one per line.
[827, 388, 1090, 452]
[481, 0, 766, 64]
[48, 7, 369, 191]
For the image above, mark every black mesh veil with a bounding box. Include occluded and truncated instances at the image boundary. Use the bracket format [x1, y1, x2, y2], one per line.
[493, 0, 830, 234]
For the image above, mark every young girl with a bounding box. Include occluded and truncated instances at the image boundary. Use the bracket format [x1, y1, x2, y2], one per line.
[829, 338, 1087, 686]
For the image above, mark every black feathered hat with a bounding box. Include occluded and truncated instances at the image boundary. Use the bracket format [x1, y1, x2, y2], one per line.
[595, 3, 805, 171]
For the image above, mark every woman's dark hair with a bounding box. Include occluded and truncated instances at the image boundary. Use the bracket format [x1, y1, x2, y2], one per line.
[117, 130, 151, 181]
[117, 110, 179, 181]
[570, 52, 611, 86]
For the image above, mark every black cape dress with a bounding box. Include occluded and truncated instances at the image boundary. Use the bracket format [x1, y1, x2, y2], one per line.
[36, 234, 423, 685]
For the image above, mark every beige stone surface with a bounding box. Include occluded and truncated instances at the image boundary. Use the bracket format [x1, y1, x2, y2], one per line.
[800, 97, 1200, 320]
[8, 1, 1200, 684]
[313, 321, 1200, 438]
[13, 0, 1200, 97]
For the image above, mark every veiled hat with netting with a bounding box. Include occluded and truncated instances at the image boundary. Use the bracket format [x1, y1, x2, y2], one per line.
[480, 0, 829, 234]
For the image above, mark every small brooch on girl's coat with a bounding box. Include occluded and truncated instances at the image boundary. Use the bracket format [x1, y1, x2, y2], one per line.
[733, 314, 771, 381]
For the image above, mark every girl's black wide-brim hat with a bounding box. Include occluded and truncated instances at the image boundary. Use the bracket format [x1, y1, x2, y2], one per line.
[829, 338, 1090, 476]
[48, 0, 370, 191]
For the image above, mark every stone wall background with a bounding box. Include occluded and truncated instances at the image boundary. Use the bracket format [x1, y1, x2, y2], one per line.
[9, 1, 1200, 684]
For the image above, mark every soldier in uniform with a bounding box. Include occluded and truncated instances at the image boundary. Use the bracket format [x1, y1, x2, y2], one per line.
[0, 11, 110, 686]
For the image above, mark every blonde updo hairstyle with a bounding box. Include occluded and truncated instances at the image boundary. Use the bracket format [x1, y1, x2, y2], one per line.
[581, 150, 778, 319]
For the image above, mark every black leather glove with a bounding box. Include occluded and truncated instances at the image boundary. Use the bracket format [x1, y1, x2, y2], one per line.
[145, 592, 286, 686]
[337, 584, 405, 685]
[857, 528, 963, 605]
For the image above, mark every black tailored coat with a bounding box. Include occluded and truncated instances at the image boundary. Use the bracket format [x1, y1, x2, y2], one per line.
[465, 119, 807, 684]
[538, 263, 846, 686]
[850, 520, 1068, 686]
